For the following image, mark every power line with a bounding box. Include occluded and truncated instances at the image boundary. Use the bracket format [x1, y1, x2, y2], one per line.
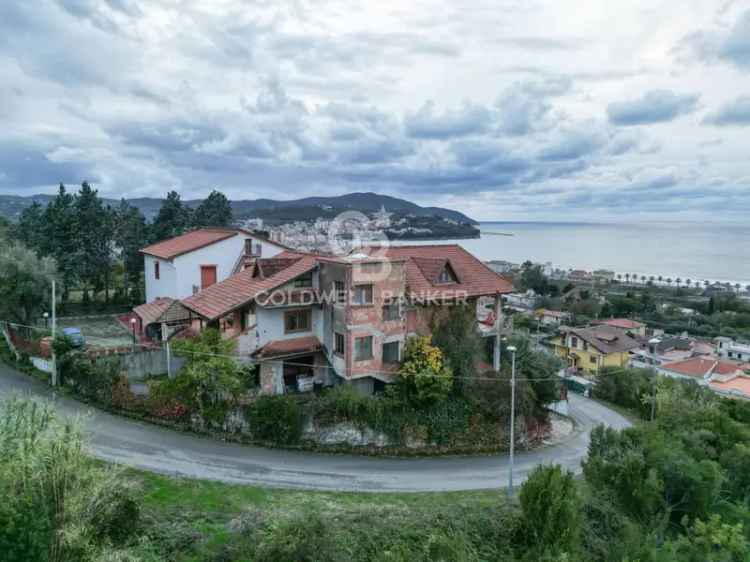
[1, 318, 656, 384]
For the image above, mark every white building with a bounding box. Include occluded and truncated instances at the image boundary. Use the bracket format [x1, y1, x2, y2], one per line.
[140, 228, 287, 303]
[715, 336, 750, 363]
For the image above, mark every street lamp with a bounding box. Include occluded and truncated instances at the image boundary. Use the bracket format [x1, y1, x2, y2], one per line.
[130, 317, 137, 348]
[507, 344, 517, 496]
[43, 312, 49, 329]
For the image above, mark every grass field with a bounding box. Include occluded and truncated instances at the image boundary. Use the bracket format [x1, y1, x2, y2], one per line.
[129, 469, 509, 562]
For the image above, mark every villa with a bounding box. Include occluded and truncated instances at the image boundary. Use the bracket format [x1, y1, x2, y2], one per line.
[550, 324, 640, 375]
[134, 234, 513, 395]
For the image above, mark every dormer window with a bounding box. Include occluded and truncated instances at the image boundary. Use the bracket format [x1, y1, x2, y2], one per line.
[437, 263, 458, 284]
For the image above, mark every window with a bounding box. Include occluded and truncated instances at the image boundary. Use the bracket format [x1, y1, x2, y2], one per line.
[201, 265, 217, 289]
[583, 341, 589, 351]
[354, 336, 373, 361]
[334, 332, 345, 355]
[570, 336, 578, 348]
[437, 265, 457, 284]
[589, 355, 597, 364]
[154, 261, 160, 280]
[284, 309, 311, 333]
[293, 271, 313, 288]
[352, 284, 373, 305]
[382, 341, 400, 363]
[245, 239, 262, 256]
[382, 301, 400, 321]
[334, 281, 346, 303]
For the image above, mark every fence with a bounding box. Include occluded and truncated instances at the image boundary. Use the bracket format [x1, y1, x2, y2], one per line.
[2, 322, 184, 380]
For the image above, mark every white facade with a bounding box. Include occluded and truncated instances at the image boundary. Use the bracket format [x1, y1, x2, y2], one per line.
[144, 232, 285, 303]
[716, 337, 750, 362]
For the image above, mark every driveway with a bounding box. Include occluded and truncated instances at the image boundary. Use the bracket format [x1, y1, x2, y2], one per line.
[0, 362, 631, 492]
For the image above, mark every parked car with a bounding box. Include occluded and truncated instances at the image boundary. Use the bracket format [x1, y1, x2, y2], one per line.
[62, 327, 85, 348]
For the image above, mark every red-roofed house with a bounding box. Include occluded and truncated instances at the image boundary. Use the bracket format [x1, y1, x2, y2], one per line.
[709, 376, 750, 401]
[593, 318, 647, 337]
[658, 357, 745, 381]
[163, 243, 512, 395]
[140, 228, 287, 303]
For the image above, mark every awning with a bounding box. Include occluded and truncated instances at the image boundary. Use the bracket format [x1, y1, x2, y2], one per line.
[252, 336, 322, 359]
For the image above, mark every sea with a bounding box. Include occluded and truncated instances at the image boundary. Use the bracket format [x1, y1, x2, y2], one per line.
[390, 221, 750, 287]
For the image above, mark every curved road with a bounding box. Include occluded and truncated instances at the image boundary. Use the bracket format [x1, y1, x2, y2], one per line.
[0, 362, 630, 492]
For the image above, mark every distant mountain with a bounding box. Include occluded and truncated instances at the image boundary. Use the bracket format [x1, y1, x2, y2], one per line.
[0, 191, 477, 224]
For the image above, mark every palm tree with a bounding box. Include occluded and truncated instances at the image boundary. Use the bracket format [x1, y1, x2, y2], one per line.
[686, 279, 692, 289]
[666, 277, 673, 287]
[657, 275, 663, 285]
[735, 283, 741, 293]
[625, 273, 630, 284]
[675, 277, 682, 288]
[641, 275, 647, 285]
[648, 275, 655, 286]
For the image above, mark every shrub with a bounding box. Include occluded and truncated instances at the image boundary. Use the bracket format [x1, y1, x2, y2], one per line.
[519, 464, 581, 558]
[395, 336, 453, 406]
[593, 367, 655, 418]
[253, 512, 342, 562]
[245, 395, 305, 445]
[432, 304, 484, 394]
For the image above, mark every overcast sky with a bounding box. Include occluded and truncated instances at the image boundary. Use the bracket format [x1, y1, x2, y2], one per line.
[1, 1, 749, 221]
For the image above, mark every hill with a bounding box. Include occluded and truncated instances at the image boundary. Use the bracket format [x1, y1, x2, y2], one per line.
[0, 191, 476, 225]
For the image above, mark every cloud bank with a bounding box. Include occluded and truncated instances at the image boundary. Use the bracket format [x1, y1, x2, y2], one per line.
[0, 0, 749, 221]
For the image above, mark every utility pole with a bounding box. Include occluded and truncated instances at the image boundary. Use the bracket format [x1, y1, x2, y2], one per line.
[507, 345, 517, 496]
[51, 279, 57, 387]
[493, 294, 503, 370]
[648, 339, 660, 422]
[162, 322, 172, 378]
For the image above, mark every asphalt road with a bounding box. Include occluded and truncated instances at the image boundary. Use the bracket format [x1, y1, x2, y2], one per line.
[0, 362, 631, 492]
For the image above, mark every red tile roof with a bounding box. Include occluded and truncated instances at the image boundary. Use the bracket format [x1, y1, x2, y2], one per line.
[181, 255, 318, 320]
[253, 336, 322, 359]
[133, 297, 174, 326]
[377, 245, 513, 299]
[140, 228, 239, 260]
[596, 318, 645, 330]
[710, 376, 750, 399]
[661, 357, 741, 379]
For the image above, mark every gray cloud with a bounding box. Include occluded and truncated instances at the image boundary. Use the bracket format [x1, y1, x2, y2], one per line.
[405, 102, 490, 139]
[538, 127, 606, 161]
[679, 9, 750, 71]
[495, 77, 571, 135]
[703, 96, 750, 126]
[607, 90, 699, 125]
[0, 142, 96, 189]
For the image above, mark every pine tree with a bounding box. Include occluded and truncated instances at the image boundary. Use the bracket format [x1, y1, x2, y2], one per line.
[192, 190, 232, 228]
[151, 191, 191, 241]
[115, 199, 148, 302]
[74, 182, 115, 303]
[15, 201, 46, 251]
[42, 184, 78, 301]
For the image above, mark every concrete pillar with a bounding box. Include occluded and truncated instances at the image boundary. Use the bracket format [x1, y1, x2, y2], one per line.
[493, 294, 503, 371]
